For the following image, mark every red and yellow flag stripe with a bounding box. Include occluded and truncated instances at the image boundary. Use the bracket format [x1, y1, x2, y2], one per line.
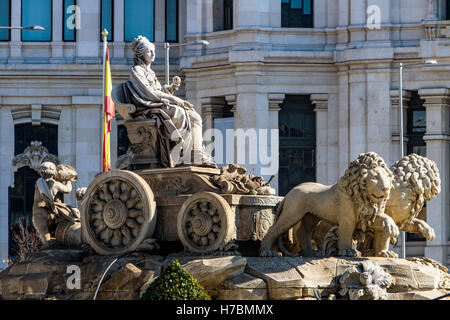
[102, 47, 115, 172]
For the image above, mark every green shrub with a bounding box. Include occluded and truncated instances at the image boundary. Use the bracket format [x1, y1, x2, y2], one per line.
[140, 260, 211, 300]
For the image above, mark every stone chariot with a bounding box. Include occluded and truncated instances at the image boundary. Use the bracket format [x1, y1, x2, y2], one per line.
[79, 85, 282, 256]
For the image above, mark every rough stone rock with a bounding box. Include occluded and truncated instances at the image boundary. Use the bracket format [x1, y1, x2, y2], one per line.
[217, 273, 267, 300]
[245, 257, 305, 300]
[0, 273, 49, 300]
[1, 251, 449, 300]
[180, 256, 247, 297]
[96, 263, 142, 300]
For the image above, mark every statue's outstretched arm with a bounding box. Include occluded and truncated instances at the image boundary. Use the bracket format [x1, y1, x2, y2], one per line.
[54, 180, 72, 195]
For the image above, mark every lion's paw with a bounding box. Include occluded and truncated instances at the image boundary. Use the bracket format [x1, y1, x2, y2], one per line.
[338, 248, 361, 257]
[260, 250, 282, 257]
[374, 250, 398, 258]
[418, 223, 435, 241]
[382, 219, 399, 238]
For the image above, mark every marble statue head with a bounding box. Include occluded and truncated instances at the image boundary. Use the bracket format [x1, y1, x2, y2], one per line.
[132, 35, 155, 66]
[38, 161, 57, 178]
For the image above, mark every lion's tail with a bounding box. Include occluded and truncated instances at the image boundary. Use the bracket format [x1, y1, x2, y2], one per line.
[273, 197, 299, 257]
[274, 197, 285, 222]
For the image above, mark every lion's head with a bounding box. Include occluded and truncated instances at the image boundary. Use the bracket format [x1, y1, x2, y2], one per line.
[390, 154, 440, 219]
[338, 152, 394, 231]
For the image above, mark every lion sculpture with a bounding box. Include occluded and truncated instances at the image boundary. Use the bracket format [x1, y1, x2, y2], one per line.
[358, 153, 441, 257]
[287, 153, 441, 258]
[260, 152, 399, 257]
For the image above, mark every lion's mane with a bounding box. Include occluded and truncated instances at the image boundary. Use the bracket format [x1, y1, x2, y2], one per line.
[337, 152, 394, 231]
[390, 153, 440, 220]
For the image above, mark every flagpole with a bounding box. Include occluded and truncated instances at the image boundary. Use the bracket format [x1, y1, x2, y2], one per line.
[101, 29, 108, 172]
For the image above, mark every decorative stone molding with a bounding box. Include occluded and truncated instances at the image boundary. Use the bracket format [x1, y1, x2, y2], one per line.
[419, 88, 450, 136]
[31, 104, 42, 126]
[311, 94, 329, 112]
[426, 0, 439, 21]
[268, 93, 285, 112]
[12, 141, 59, 172]
[390, 90, 411, 137]
[201, 97, 228, 132]
[225, 95, 237, 113]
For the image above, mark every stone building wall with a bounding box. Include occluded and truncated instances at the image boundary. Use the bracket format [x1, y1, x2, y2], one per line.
[0, 0, 449, 266]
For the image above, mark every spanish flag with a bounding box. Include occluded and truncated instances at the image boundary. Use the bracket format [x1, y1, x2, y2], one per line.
[102, 46, 115, 172]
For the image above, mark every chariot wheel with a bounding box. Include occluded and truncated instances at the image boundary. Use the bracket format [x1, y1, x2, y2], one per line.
[177, 192, 234, 253]
[81, 170, 156, 255]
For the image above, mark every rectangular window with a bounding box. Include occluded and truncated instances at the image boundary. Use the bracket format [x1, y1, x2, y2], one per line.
[224, 0, 233, 30]
[447, 0, 450, 20]
[21, 0, 52, 41]
[406, 92, 426, 242]
[165, 0, 178, 42]
[0, 0, 10, 41]
[124, 0, 154, 42]
[281, 0, 313, 28]
[101, 0, 113, 41]
[63, 0, 76, 41]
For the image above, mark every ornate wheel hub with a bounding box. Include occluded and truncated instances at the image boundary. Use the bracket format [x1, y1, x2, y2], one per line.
[103, 199, 128, 229]
[178, 192, 233, 252]
[81, 171, 156, 255]
[186, 201, 220, 247]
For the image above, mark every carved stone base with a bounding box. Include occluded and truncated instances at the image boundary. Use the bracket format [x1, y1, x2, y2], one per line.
[120, 119, 161, 170]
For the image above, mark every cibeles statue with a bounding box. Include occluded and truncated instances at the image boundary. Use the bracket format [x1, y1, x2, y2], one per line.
[32, 162, 82, 248]
[114, 35, 215, 168]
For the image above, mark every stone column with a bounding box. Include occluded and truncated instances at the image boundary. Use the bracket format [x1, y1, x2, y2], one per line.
[311, 94, 328, 185]
[268, 94, 285, 195]
[366, 65, 392, 161]
[233, 92, 269, 178]
[72, 96, 103, 191]
[390, 90, 411, 165]
[337, 66, 350, 174]
[8, 0, 23, 64]
[112, 0, 126, 64]
[58, 107, 76, 206]
[201, 97, 226, 134]
[50, 0, 65, 63]
[348, 66, 367, 160]
[419, 88, 450, 265]
[186, 0, 203, 34]
[76, 0, 101, 63]
[0, 106, 14, 265]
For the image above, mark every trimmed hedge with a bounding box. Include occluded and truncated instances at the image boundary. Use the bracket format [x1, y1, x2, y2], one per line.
[140, 260, 211, 300]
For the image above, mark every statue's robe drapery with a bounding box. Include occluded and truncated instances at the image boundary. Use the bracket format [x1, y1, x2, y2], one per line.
[118, 64, 203, 167]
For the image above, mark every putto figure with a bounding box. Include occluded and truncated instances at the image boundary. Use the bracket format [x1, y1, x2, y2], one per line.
[32, 162, 80, 248]
[118, 35, 215, 168]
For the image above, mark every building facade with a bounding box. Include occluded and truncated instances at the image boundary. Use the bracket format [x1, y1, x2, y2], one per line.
[0, 0, 449, 266]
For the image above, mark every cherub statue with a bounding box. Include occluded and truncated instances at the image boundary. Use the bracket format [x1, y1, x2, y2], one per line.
[32, 162, 80, 248]
[119, 35, 215, 168]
